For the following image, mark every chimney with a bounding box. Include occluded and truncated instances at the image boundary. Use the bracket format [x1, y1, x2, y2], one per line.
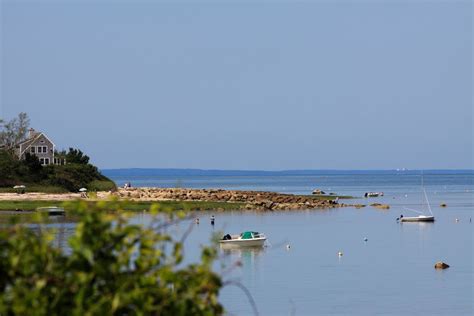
[28, 128, 36, 139]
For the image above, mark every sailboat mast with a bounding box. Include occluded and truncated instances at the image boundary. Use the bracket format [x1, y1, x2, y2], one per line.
[421, 170, 424, 212]
[424, 188, 433, 216]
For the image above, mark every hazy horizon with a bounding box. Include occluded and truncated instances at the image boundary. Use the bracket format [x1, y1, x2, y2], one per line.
[1, 1, 472, 170]
[100, 167, 473, 173]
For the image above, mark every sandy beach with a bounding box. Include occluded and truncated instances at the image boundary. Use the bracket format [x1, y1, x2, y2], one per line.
[0, 191, 112, 201]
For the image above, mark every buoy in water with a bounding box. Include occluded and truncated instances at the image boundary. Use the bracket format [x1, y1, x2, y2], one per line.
[286, 244, 291, 250]
[338, 251, 343, 257]
[364, 237, 368, 242]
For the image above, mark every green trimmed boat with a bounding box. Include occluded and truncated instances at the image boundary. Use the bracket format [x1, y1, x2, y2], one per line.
[219, 231, 266, 247]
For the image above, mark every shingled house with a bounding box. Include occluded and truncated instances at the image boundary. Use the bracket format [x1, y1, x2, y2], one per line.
[14, 128, 64, 166]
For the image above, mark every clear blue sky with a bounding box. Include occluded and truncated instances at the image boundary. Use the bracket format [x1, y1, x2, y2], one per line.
[1, 1, 472, 170]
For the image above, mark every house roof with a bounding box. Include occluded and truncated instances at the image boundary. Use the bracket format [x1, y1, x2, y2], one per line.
[17, 137, 36, 147]
[19, 132, 56, 157]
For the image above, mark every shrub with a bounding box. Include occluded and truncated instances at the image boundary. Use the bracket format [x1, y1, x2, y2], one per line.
[88, 180, 117, 192]
[47, 164, 109, 192]
[0, 201, 224, 315]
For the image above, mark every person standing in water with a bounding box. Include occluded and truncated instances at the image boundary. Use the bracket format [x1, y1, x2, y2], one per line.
[210, 215, 215, 226]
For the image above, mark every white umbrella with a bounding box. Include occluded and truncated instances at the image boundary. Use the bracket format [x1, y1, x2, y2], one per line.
[79, 188, 87, 192]
[13, 185, 26, 189]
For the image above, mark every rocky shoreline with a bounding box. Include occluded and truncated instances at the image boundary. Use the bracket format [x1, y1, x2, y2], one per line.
[113, 188, 351, 210]
[0, 188, 361, 211]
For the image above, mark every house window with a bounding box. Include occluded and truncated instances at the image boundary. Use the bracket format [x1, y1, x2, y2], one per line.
[31, 147, 36, 154]
[40, 158, 45, 165]
[44, 158, 50, 165]
[43, 146, 47, 153]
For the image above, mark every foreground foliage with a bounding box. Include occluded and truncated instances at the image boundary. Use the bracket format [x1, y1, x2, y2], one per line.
[0, 201, 224, 315]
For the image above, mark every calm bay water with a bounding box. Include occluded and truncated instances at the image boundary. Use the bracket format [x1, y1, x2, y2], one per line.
[4, 171, 474, 315]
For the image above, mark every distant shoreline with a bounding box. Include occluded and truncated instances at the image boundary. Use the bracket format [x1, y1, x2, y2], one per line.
[101, 168, 474, 177]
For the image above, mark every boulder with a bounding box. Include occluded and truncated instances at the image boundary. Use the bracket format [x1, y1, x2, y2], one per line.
[312, 189, 326, 195]
[130, 192, 140, 199]
[434, 262, 450, 269]
[263, 200, 275, 210]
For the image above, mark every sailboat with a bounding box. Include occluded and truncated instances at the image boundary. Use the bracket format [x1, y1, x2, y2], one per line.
[399, 177, 435, 223]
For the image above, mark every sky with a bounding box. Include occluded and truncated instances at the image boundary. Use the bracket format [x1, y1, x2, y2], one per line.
[1, 0, 472, 170]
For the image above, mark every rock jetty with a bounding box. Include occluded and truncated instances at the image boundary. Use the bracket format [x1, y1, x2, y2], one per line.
[113, 188, 348, 210]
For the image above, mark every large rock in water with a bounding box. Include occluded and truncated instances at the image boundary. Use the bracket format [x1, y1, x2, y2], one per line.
[312, 189, 326, 195]
[434, 262, 450, 269]
[370, 203, 390, 210]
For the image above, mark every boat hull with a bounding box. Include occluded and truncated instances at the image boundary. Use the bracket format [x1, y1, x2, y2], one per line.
[36, 207, 65, 216]
[219, 238, 266, 248]
[400, 216, 435, 222]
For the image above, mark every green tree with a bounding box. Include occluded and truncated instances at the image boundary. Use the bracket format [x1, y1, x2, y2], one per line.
[0, 112, 30, 152]
[0, 150, 20, 186]
[65, 148, 90, 165]
[0, 201, 224, 315]
[23, 153, 43, 173]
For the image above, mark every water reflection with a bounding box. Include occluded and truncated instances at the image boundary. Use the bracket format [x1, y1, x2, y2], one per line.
[0, 214, 77, 253]
[221, 246, 265, 259]
[399, 220, 435, 233]
[220, 246, 265, 281]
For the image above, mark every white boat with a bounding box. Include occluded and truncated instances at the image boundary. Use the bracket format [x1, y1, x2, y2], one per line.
[219, 231, 266, 247]
[399, 215, 435, 222]
[364, 192, 384, 197]
[399, 179, 435, 223]
[36, 206, 65, 216]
